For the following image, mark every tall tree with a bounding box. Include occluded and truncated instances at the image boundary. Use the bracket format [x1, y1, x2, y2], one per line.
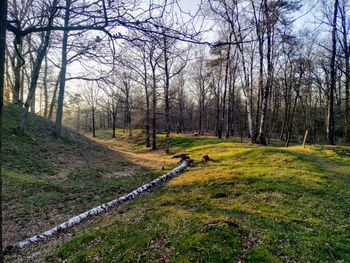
[338, 0, 350, 142]
[55, 0, 72, 136]
[82, 82, 99, 137]
[257, 0, 273, 145]
[327, 0, 339, 145]
[0, 0, 8, 260]
[15, 0, 58, 132]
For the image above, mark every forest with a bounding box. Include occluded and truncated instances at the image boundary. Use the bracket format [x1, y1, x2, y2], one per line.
[0, 0, 349, 262]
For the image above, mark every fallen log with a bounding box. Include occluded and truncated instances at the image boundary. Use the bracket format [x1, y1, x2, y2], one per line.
[5, 160, 190, 253]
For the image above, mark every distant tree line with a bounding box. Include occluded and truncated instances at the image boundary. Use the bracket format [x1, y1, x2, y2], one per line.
[2, 0, 350, 151]
[55, 0, 350, 149]
[0, 0, 349, 259]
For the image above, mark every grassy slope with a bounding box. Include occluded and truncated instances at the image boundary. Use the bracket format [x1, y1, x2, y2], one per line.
[48, 131, 350, 263]
[3, 104, 164, 249]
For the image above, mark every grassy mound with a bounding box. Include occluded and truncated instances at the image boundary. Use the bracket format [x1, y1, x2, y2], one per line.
[48, 131, 350, 262]
[3, 104, 162, 249]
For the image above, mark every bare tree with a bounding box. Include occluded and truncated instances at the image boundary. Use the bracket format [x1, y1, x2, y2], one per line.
[327, 0, 339, 145]
[15, 0, 58, 133]
[158, 31, 189, 154]
[82, 82, 99, 137]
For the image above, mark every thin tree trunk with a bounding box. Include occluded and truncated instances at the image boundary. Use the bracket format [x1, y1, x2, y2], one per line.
[48, 75, 60, 121]
[285, 95, 298, 147]
[221, 33, 232, 139]
[198, 93, 203, 134]
[144, 62, 151, 147]
[228, 70, 236, 137]
[12, 31, 23, 105]
[16, 8, 56, 133]
[327, 0, 338, 145]
[164, 37, 171, 154]
[112, 110, 116, 138]
[43, 55, 49, 118]
[77, 107, 80, 132]
[55, 0, 71, 137]
[92, 108, 96, 137]
[151, 65, 157, 150]
[341, 4, 350, 143]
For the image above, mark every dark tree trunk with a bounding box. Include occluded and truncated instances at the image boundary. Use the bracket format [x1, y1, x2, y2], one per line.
[151, 64, 157, 150]
[177, 88, 184, 133]
[112, 110, 116, 138]
[0, 0, 8, 259]
[92, 108, 96, 137]
[198, 94, 203, 134]
[163, 38, 171, 154]
[226, 64, 236, 138]
[143, 62, 151, 147]
[11, 28, 23, 105]
[77, 107, 80, 132]
[43, 55, 49, 118]
[327, 0, 339, 145]
[124, 82, 132, 137]
[285, 95, 298, 147]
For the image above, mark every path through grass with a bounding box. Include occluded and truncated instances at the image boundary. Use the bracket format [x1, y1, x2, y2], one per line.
[47, 130, 350, 262]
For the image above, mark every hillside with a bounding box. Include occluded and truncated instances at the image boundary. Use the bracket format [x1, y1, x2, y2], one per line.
[3, 104, 169, 259]
[47, 131, 350, 262]
[3, 104, 350, 262]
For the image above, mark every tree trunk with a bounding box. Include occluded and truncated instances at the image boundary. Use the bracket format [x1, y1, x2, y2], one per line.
[48, 75, 60, 121]
[341, 4, 350, 143]
[251, 0, 264, 142]
[43, 55, 49, 118]
[221, 33, 232, 139]
[144, 63, 151, 147]
[11, 31, 23, 105]
[112, 110, 116, 138]
[198, 93, 203, 134]
[327, 0, 338, 145]
[151, 64, 157, 150]
[285, 95, 298, 147]
[257, 0, 272, 145]
[55, 0, 71, 137]
[164, 38, 171, 154]
[0, 0, 8, 259]
[92, 108, 96, 137]
[16, 8, 55, 133]
[77, 107, 80, 132]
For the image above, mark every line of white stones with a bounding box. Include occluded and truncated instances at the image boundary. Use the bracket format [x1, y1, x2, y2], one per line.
[6, 160, 189, 252]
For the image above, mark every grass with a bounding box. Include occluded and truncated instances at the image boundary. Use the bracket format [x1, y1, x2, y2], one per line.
[3, 104, 163, 249]
[46, 129, 350, 262]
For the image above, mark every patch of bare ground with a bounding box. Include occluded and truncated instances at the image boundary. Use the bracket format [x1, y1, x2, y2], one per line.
[4, 122, 166, 262]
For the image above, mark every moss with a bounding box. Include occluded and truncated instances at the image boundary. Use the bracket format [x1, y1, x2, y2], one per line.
[45, 130, 350, 262]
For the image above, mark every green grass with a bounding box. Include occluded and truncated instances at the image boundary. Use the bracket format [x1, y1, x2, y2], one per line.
[3, 104, 163, 247]
[47, 130, 350, 262]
